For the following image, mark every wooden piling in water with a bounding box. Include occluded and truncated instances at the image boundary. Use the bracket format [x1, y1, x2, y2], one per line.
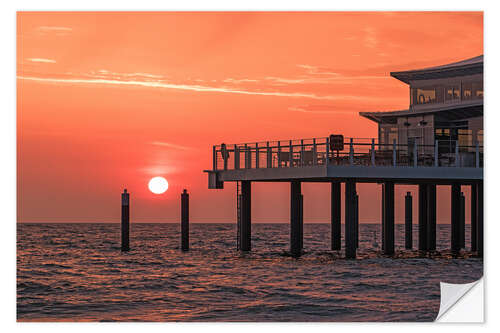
[345, 180, 357, 259]
[477, 181, 483, 257]
[418, 184, 428, 252]
[240, 181, 252, 252]
[121, 189, 130, 252]
[354, 192, 359, 248]
[290, 181, 302, 257]
[451, 183, 461, 255]
[331, 182, 341, 251]
[181, 189, 189, 251]
[471, 183, 478, 252]
[405, 192, 412, 249]
[427, 184, 437, 251]
[460, 192, 466, 249]
[382, 182, 394, 255]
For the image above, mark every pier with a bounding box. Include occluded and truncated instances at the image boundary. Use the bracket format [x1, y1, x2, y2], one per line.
[205, 55, 483, 259]
[205, 137, 483, 258]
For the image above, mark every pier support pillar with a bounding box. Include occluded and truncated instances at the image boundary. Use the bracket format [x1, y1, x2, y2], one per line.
[418, 184, 428, 252]
[471, 183, 478, 252]
[240, 181, 251, 252]
[451, 183, 461, 255]
[460, 192, 466, 249]
[331, 181, 341, 251]
[290, 181, 303, 257]
[427, 185, 437, 251]
[382, 182, 395, 255]
[477, 181, 483, 257]
[181, 189, 189, 251]
[345, 180, 357, 259]
[354, 192, 359, 248]
[121, 189, 130, 252]
[405, 192, 412, 249]
[381, 185, 385, 251]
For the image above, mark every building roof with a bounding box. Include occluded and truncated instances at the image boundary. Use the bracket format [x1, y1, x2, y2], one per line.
[359, 100, 483, 124]
[390, 55, 483, 84]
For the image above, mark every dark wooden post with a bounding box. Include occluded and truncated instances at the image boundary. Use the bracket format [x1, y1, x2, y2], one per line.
[290, 181, 302, 257]
[121, 189, 130, 252]
[477, 181, 483, 257]
[345, 180, 357, 259]
[354, 192, 359, 248]
[427, 184, 437, 251]
[331, 182, 341, 251]
[181, 189, 189, 251]
[471, 183, 478, 252]
[460, 192, 466, 249]
[381, 185, 385, 251]
[451, 183, 461, 255]
[418, 184, 428, 252]
[240, 181, 251, 251]
[382, 182, 395, 255]
[405, 192, 412, 249]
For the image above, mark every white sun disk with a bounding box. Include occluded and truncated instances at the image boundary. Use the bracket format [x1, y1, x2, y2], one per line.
[148, 177, 169, 194]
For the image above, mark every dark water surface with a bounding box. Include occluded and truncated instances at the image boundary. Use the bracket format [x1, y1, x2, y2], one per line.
[17, 223, 482, 322]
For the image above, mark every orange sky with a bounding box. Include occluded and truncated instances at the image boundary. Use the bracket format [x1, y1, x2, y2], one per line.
[17, 12, 483, 223]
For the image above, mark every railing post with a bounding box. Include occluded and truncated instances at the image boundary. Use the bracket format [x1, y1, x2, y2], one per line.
[413, 140, 418, 167]
[255, 143, 259, 169]
[278, 141, 281, 168]
[289, 140, 294, 167]
[455, 140, 460, 167]
[434, 140, 438, 167]
[313, 138, 317, 166]
[234, 145, 239, 169]
[393, 139, 397, 167]
[371, 138, 375, 166]
[266, 141, 271, 168]
[244, 143, 250, 169]
[349, 138, 354, 165]
[300, 139, 304, 166]
[213, 145, 217, 171]
[475, 142, 480, 168]
[325, 137, 329, 167]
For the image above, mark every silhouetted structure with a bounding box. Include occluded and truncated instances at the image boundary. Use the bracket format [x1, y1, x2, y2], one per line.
[205, 56, 483, 259]
[121, 189, 130, 252]
[405, 192, 413, 249]
[181, 189, 189, 251]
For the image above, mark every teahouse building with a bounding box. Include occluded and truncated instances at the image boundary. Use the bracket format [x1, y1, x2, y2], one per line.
[360, 55, 483, 160]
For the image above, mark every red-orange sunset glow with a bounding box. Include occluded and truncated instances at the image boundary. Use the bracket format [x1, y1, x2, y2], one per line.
[17, 12, 483, 223]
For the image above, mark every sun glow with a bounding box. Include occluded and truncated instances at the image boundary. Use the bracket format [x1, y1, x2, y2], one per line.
[148, 177, 169, 194]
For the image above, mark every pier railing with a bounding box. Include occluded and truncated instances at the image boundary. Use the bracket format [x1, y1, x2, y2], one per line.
[212, 137, 483, 171]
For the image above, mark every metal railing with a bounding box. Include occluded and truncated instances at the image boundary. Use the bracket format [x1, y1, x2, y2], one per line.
[212, 137, 483, 171]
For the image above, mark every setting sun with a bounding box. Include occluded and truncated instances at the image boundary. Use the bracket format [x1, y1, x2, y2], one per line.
[148, 177, 169, 194]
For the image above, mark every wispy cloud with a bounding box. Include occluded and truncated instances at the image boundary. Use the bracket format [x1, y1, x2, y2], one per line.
[26, 58, 56, 64]
[17, 74, 378, 102]
[363, 26, 378, 48]
[296, 64, 340, 76]
[36, 26, 73, 36]
[150, 141, 194, 151]
[288, 105, 356, 115]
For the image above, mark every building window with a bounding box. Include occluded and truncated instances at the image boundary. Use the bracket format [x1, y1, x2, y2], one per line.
[380, 125, 398, 146]
[411, 86, 445, 105]
[472, 81, 483, 99]
[462, 82, 473, 100]
[415, 87, 436, 104]
[445, 85, 460, 102]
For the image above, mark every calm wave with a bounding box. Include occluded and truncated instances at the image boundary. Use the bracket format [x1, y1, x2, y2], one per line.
[17, 223, 483, 322]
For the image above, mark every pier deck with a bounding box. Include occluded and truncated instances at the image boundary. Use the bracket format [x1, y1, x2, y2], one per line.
[206, 136, 483, 186]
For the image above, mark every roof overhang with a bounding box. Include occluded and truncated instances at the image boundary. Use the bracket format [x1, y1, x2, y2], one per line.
[360, 101, 483, 125]
[390, 55, 483, 84]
